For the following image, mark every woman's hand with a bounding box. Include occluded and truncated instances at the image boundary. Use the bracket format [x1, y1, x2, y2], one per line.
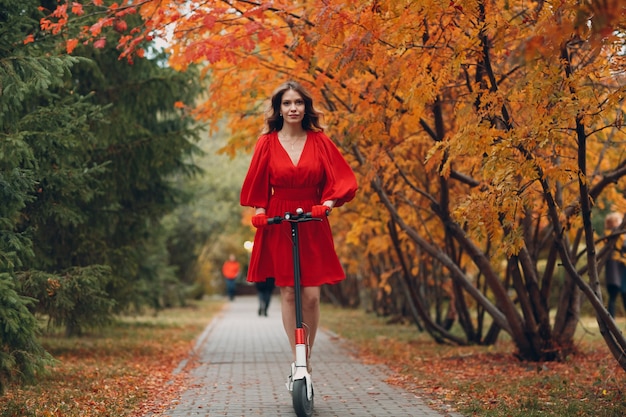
[252, 213, 268, 228]
[311, 205, 330, 218]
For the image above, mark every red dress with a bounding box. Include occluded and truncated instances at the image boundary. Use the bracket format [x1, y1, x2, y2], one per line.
[240, 131, 358, 287]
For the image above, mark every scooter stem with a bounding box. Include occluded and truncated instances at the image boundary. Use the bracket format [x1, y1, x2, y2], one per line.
[291, 221, 304, 328]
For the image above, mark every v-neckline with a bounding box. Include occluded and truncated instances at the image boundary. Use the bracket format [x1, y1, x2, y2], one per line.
[277, 131, 308, 167]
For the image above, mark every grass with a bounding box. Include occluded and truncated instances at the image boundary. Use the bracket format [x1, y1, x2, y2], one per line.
[320, 304, 626, 417]
[0, 298, 224, 417]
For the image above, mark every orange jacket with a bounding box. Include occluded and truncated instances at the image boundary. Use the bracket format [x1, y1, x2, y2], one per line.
[222, 260, 240, 279]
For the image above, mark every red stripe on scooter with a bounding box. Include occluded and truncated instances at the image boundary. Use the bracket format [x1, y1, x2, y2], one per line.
[295, 328, 306, 344]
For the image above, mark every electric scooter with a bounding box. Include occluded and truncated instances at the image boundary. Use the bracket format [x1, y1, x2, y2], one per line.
[268, 208, 324, 417]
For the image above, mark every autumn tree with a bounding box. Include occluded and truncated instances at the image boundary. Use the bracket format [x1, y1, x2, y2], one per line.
[43, 0, 626, 368]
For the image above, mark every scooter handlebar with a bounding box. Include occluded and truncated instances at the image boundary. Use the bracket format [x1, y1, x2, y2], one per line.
[267, 215, 284, 225]
[266, 209, 327, 225]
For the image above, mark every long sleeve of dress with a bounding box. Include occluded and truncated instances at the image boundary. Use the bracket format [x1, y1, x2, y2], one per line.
[317, 133, 357, 207]
[240, 135, 271, 209]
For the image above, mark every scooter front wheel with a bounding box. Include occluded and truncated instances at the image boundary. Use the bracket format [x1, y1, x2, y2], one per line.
[292, 378, 314, 417]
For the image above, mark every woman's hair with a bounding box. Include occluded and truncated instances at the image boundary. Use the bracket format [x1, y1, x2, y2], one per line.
[263, 81, 324, 133]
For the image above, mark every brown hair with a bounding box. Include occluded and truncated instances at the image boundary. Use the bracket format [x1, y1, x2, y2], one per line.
[263, 81, 324, 133]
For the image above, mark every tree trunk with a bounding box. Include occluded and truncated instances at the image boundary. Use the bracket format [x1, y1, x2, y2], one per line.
[553, 272, 580, 351]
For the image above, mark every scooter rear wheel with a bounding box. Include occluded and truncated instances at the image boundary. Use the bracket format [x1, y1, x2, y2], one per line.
[292, 378, 314, 417]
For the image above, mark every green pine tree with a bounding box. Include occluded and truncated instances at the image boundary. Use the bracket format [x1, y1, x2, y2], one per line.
[0, 0, 78, 391]
[1, 0, 203, 392]
[14, 6, 204, 334]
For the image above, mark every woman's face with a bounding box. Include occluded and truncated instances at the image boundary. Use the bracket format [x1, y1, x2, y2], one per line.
[280, 89, 305, 127]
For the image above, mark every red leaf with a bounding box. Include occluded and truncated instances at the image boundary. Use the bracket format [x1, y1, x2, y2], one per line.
[71, 2, 84, 16]
[94, 38, 107, 49]
[66, 38, 79, 54]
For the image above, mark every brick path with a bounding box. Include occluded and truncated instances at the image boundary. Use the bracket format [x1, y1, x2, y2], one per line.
[155, 295, 463, 417]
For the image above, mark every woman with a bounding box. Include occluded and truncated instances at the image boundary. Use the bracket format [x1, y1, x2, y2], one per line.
[240, 80, 357, 380]
[604, 212, 626, 317]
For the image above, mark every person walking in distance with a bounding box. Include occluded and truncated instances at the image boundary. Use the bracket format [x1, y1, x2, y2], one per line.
[222, 253, 240, 301]
[240, 80, 358, 378]
[604, 212, 626, 317]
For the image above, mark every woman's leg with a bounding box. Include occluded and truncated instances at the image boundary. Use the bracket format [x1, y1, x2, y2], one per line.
[280, 286, 321, 360]
[280, 286, 296, 357]
[301, 286, 321, 358]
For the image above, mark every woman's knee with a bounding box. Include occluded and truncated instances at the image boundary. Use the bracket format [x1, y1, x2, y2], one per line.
[281, 286, 319, 308]
[302, 287, 320, 309]
[280, 287, 296, 303]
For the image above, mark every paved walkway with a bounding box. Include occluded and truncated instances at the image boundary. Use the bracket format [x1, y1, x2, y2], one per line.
[158, 295, 463, 417]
